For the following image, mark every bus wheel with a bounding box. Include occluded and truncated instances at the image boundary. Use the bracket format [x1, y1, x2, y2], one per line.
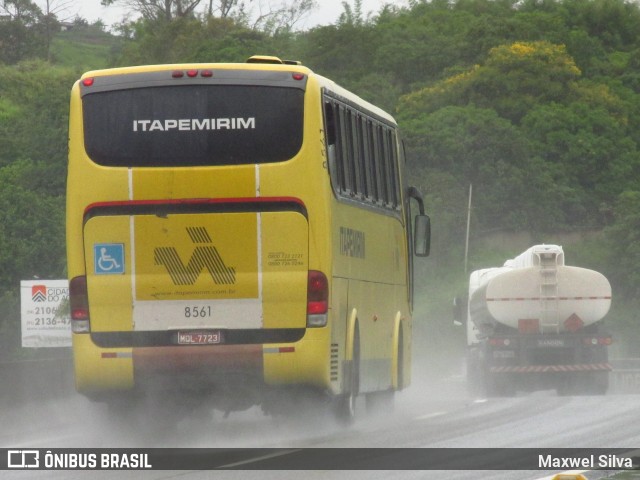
[365, 389, 395, 416]
[366, 325, 401, 415]
[335, 326, 360, 426]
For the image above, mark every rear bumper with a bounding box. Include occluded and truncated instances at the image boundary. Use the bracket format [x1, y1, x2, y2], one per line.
[72, 326, 331, 398]
[483, 332, 611, 374]
[90, 328, 305, 347]
[490, 363, 612, 373]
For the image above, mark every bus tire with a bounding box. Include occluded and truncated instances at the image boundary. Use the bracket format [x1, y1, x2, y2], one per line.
[395, 322, 404, 391]
[365, 322, 401, 414]
[365, 389, 394, 415]
[335, 324, 360, 426]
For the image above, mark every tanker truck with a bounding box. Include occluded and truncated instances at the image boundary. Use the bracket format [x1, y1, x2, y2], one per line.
[459, 245, 612, 396]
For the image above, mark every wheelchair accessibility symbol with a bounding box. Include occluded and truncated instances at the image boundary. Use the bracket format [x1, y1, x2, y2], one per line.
[94, 243, 125, 274]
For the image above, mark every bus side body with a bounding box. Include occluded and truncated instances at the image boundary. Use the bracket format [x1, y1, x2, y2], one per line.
[66, 62, 414, 410]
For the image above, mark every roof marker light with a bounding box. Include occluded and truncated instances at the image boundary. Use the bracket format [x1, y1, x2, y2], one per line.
[187, 69, 198, 78]
[201, 69, 213, 77]
[292, 73, 305, 81]
[82, 78, 94, 87]
[172, 70, 184, 78]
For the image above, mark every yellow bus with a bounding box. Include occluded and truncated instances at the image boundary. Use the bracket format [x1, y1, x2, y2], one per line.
[66, 55, 430, 423]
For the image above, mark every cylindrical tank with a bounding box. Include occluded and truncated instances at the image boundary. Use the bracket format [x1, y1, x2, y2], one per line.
[468, 245, 612, 335]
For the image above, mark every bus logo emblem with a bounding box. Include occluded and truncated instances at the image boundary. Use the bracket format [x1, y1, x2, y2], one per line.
[154, 227, 236, 286]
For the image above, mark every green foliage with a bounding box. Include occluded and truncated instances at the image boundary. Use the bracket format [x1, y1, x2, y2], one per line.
[523, 101, 639, 224]
[50, 26, 121, 69]
[5, 0, 640, 357]
[0, 290, 21, 360]
[113, 16, 277, 65]
[0, 160, 65, 288]
[602, 191, 640, 298]
[0, 61, 78, 192]
[0, 61, 74, 346]
[0, 15, 45, 63]
[399, 41, 582, 123]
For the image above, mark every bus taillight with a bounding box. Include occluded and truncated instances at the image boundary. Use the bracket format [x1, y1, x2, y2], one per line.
[307, 270, 328, 327]
[69, 275, 90, 333]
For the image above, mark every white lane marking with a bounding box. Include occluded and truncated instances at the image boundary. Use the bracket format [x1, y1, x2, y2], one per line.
[533, 470, 589, 480]
[217, 449, 302, 469]
[415, 411, 447, 421]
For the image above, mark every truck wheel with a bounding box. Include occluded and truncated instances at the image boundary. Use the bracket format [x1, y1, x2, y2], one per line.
[466, 348, 485, 397]
[486, 373, 515, 397]
[584, 372, 609, 395]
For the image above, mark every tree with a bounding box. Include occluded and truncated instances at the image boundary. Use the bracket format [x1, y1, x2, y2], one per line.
[398, 41, 582, 124]
[0, 0, 45, 63]
[0, 61, 77, 189]
[38, 0, 76, 60]
[603, 191, 640, 299]
[250, 0, 317, 33]
[1, 0, 41, 21]
[0, 159, 65, 290]
[401, 106, 565, 232]
[100, 0, 202, 21]
[206, 0, 238, 18]
[522, 101, 639, 226]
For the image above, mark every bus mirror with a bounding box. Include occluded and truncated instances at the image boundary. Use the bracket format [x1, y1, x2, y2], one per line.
[453, 296, 464, 325]
[414, 214, 430, 257]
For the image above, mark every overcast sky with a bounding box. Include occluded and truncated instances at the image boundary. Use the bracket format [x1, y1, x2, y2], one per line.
[52, 0, 404, 30]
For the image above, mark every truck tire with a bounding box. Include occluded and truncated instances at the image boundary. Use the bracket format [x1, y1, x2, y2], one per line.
[485, 373, 515, 397]
[584, 372, 609, 395]
[466, 347, 485, 397]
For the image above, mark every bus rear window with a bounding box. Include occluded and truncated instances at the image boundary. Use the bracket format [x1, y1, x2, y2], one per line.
[82, 85, 304, 167]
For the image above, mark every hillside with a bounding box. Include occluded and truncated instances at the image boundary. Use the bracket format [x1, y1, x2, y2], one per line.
[3, 0, 640, 360]
[50, 25, 121, 69]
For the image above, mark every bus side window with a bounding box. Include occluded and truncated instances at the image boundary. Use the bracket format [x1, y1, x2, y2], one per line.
[354, 113, 366, 199]
[324, 101, 339, 190]
[324, 101, 337, 147]
[337, 104, 350, 195]
[389, 133, 400, 209]
[382, 127, 394, 207]
[345, 108, 359, 197]
[362, 118, 375, 202]
[322, 95, 403, 211]
[374, 124, 387, 205]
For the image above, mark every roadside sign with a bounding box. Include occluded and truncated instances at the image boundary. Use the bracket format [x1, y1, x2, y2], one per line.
[20, 280, 71, 348]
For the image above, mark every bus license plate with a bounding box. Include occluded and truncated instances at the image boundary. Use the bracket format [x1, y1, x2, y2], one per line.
[177, 331, 222, 345]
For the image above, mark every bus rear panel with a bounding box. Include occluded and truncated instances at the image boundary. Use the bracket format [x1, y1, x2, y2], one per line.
[67, 60, 423, 419]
